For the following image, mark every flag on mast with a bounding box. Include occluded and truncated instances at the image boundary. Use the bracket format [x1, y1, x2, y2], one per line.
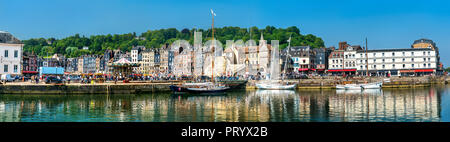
[211, 9, 216, 16]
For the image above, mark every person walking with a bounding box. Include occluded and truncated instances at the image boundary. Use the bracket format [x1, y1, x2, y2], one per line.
[67, 76, 71, 84]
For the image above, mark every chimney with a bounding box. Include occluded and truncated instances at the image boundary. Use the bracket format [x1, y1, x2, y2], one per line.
[338, 41, 347, 50]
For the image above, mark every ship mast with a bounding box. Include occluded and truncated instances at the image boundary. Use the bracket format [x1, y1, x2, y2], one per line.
[211, 9, 216, 83]
[282, 36, 291, 82]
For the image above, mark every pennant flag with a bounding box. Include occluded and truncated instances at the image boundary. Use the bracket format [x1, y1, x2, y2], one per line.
[211, 9, 216, 16]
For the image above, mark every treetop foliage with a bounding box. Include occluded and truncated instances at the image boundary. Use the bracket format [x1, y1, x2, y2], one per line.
[22, 26, 325, 58]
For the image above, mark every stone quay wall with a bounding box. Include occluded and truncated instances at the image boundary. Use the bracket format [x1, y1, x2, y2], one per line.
[0, 76, 448, 94]
[0, 83, 173, 94]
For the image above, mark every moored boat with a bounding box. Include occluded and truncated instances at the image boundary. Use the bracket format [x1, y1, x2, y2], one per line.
[336, 85, 346, 90]
[344, 84, 363, 90]
[170, 81, 246, 93]
[186, 85, 230, 94]
[361, 82, 383, 89]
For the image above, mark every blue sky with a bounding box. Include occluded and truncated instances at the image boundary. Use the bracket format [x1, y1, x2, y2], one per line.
[1, 0, 450, 65]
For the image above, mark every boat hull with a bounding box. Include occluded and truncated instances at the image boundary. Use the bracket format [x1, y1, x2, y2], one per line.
[343, 84, 363, 90]
[170, 85, 189, 93]
[336, 85, 346, 90]
[361, 83, 383, 89]
[186, 87, 230, 94]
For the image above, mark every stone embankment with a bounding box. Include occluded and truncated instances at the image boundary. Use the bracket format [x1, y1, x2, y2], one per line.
[0, 76, 448, 94]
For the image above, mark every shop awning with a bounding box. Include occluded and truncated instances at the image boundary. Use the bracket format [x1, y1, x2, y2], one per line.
[414, 69, 434, 73]
[327, 69, 357, 72]
[400, 69, 435, 73]
[298, 68, 309, 71]
[22, 71, 38, 74]
[298, 68, 317, 72]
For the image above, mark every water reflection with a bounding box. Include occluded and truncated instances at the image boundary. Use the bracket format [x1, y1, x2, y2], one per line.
[0, 85, 447, 122]
[336, 89, 383, 96]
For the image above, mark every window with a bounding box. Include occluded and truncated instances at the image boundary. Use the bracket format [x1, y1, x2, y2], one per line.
[424, 58, 426, 61]
[382, 53, 385, 56]
[360, 65, 363, 69]
[428, 63, 431, 67]
[373, 53, 376, 56]
[412, 64, 415, 68]
[392, 52, 395, 56]
[382, 65, 385, 68]
[403, 58, 405, 62]
[374, 65, 377, 68]
[423, 64, 426, 67]
[428, 51, 431, 55]
[360, 54, 363, 57]
[13, 65, 17, 73]
[403, 64, 405, 68]
[14, 50, 18, 58]
[382, 59, 385, 62]
[393, 59, 395, 62]
[428, 58, 431, 61]
[373, 59, 376, 62]
[402, 52, 405, 56]
[412, 58, 414, 61]
[4, 50, 8, 57]
[393, 64, 396, 68]
[3, 65, 7, 72]
[411, 52, 414, 56]
[423, 52, 426, 55]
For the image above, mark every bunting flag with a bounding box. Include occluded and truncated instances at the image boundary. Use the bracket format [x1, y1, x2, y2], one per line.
[211, 9, 216, 16]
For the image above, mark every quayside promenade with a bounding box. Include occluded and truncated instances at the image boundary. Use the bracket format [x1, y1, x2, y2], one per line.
[0, 76, 448, 94]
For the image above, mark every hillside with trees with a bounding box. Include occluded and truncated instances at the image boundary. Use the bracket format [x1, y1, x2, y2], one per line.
[22, 26, 325, 58]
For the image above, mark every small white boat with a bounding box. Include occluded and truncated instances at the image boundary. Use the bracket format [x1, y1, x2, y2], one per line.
[344, 84, 363, 90]
[336, 85, 346, 90]
[361, 82, 383, 89]
[256, 83, 297, 90]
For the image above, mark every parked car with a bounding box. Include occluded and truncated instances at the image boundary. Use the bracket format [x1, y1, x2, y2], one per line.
[1, 74, 15, 82]
[45, 76, 63, 84]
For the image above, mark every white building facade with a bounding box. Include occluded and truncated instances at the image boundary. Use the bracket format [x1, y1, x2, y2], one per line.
[356, 48, 437, 76]
[0, 43, 22, 75]
[328, 45, 361, 75]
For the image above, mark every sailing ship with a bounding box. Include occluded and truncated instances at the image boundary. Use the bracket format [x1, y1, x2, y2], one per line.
[255, 36, 297, 90]
[171, 9, 231, 94]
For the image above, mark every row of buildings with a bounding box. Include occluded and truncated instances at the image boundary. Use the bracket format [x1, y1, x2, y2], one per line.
[0, 30, 445, 78]
[327, 40, 443, 76]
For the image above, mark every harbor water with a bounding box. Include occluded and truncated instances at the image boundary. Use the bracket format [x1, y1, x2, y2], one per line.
[0, 85, 449, 122]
